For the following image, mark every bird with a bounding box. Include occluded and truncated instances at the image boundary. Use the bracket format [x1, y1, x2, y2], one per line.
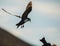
[40, 37, 51, 46]
[16, 1, 32, 28]
[1, 1, 32, 28]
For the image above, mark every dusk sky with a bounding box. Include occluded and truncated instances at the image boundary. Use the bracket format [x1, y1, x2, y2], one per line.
[0, 0, 60, 46]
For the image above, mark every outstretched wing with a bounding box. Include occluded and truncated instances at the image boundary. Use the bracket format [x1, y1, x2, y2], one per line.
[26, 1, 32, 10]
[2, 8, 21, 18]
[22, 1, 32, 20]
[2, 8, 13, 15]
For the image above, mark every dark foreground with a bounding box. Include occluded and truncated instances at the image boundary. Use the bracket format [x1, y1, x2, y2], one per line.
[0, 27, 32, 46]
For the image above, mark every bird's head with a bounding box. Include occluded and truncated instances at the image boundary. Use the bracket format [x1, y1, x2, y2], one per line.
[27, 18, 31, 22]
[40, 37, 48, 44]
[40, 37, 45, 42]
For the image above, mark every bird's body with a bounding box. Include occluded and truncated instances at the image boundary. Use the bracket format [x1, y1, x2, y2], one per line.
[16, 19, 25, 28]
[16, 1, 32, 28]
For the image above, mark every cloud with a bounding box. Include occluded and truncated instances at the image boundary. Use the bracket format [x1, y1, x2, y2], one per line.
[33, 1, 60, 15]
[32, 1, 60, 20]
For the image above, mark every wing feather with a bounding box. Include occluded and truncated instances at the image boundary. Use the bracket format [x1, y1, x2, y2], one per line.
[2, 8, 21, 18]
[22, 1, 32, 20]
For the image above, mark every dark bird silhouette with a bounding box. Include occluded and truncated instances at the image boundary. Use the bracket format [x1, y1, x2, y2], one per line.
[1, 1, 32, 28]
[16, 1, 32, 28]
[40, 37, 51, 46]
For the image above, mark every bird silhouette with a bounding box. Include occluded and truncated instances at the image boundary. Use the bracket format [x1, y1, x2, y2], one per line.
[16, 1, 32, 28]
[2, 1, 32, 28]
[40, 37, 51, 46]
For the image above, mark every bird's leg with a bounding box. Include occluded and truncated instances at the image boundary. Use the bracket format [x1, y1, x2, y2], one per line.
[21, 25, 24, 28]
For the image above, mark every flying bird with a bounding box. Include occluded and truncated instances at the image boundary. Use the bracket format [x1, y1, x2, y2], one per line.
[16, 1, 32, 28]
[1, 1, 32, 28]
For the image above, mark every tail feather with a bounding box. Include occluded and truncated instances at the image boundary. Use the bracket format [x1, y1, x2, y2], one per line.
[16, 24, 20, 28]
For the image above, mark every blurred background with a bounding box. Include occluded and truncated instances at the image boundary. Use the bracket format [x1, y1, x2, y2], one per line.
[0, 0, 60, 46]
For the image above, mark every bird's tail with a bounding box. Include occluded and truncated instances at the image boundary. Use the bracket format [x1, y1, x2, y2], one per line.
[16, 23, 20, 28]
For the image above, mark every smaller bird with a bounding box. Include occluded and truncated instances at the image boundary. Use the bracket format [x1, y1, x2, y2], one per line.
[40, 37, 51, 46]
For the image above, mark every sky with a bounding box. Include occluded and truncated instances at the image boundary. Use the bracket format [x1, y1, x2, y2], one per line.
[0, 0, 60, 46]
